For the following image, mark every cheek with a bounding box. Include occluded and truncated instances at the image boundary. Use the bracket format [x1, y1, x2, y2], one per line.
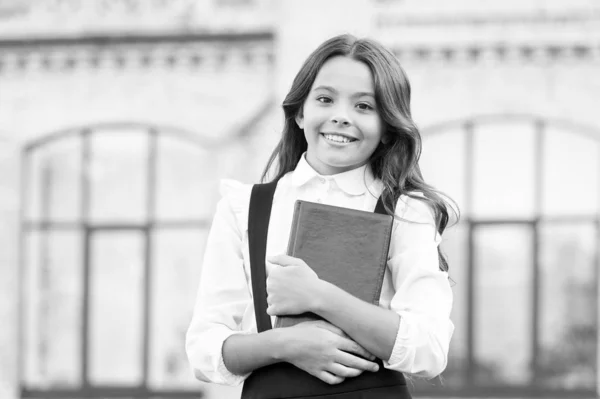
[364, 139, 381, 158]
[365, 120, 384, 144]
[303, 126, 319, 144]
[304, 106, 329, 128]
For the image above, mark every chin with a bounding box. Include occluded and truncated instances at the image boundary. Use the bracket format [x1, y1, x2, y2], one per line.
[326, 162, 360, 174]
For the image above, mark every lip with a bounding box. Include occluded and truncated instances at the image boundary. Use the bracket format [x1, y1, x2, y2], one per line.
[320, 132, 358, 141]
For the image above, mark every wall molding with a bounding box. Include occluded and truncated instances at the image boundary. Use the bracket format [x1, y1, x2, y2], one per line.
[0, 32, 274, 74]
[0, 31, 598, 75]
[392, 43, 600, 63]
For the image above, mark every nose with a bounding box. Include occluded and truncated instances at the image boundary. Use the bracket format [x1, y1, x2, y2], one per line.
[330, 114, 351, 127]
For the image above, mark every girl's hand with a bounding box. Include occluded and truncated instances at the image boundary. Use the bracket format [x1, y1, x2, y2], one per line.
[266, 255, 322, 316]
[280, 320, 380, 385]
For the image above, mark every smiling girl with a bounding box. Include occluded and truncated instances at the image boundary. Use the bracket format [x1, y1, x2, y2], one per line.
[186, 34, 457, 399]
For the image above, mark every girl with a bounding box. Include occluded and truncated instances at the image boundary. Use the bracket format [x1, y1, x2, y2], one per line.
[186, 34, 457, 399]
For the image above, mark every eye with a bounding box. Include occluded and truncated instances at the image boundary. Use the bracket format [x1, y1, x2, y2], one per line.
[316, 96, 332, 104]
[356, 102, 375, 111]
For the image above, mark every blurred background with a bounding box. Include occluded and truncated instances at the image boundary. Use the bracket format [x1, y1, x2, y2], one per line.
[0, 0, 599, 398]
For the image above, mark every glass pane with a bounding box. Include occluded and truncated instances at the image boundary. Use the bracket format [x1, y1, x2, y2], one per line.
[23, 230, 83, 387]
[26, 135, 82, 222]
[474, 225, 533, 385]
[89, 232, 144, 385]
[539, 222, 596, 389]
[441, 223, 468, 387]
[149, 229, 209, 388]
[421, 127, 465, 217]
[472, 123, 536, 218]
[543, 128, 598, 216]
[412, 222, 469, 392]
[155, 134, 219, 221]
[89, 129, 148, 222]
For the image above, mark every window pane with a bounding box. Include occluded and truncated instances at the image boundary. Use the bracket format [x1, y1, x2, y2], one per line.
[89, 232, 144, 385]
[26, 136, 82, 222]
[539, 223, 596, 389]
[441, 223, 468, 387]
[155, 135, 219, 221]
[543, 128, 598, 216]
[472, 123, 536, 218]
[89, 129, 148, 223]
[149, 229, 209, 389]
[421, 127, 465, 216]
[23, 230, 83, 387]
[474, 225, 533, 386]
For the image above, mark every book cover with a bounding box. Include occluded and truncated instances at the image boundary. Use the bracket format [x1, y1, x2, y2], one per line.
[274, 200, 394, 328]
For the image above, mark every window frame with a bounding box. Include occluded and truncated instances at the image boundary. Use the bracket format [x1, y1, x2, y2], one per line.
[18, 122, 216, 399]
[415, 114, 600, 397]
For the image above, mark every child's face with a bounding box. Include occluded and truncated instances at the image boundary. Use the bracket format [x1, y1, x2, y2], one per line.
[296, 56, 383, 176]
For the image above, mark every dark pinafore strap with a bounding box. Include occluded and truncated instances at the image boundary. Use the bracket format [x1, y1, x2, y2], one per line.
[242, 181, 411, 399]
[248, 180, 278, 333]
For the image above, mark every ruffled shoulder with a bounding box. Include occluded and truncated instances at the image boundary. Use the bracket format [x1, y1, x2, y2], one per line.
[218, 179, 253, 233]
[395, 192, 433, 223]
[395, 192, 441, 244]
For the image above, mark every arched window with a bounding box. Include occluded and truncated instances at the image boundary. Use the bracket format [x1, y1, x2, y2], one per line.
[19, 123, 225, 398]
[415, 115, 598, 397]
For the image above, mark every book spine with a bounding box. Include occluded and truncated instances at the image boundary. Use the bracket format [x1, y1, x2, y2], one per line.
[372, 218, 394, 305]
[286, 200, 303, 257]
[276, 201, 304, 329]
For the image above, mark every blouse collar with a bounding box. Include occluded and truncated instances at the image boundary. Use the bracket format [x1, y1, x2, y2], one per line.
[291, 153, 376, 196]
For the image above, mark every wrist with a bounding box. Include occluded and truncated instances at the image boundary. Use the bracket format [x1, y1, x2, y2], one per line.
[268, 327, 291, 362]
[311, 279, 332, 315]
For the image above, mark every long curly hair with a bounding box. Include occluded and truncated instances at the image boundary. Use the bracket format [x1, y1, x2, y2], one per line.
[261, 34, 459, 271]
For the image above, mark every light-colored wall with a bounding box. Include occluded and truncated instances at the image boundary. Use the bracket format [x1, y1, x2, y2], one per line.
[409, 60, 600, 133]
[0, 137, 20, 399]
[0, 42, 275, 399]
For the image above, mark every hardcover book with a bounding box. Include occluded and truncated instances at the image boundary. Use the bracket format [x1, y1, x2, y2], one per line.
[274, 200, 394, 328]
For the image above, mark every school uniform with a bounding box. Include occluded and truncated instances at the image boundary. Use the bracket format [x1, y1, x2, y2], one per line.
[186, 154, 454, 398]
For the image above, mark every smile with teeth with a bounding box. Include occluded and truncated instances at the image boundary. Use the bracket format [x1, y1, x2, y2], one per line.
[322, 133, 356, 144]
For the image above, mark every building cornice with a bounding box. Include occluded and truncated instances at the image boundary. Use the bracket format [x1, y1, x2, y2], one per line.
[0, 32, 274, 74]
[0, 31, 273, 48]
[392, 43, 600, 64]
[376, 11, 600, 27]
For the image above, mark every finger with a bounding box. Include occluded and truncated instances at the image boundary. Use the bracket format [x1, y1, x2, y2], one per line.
[327, 363, 364, 378]
[267, 254, 304, 267]
[310, 321, 346, 337]
[266, 268, 280, 284]
[316, 371, 345, 385]
[265, 274, 281, 294]
[335, 350, 379, 373]
[337, 337, 378, 361]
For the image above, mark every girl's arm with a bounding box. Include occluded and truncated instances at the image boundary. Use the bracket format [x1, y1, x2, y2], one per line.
[265, 260, 399, 361]
[185, 186, 254, 386]
[312, 281, 400, 361]
[187, 181, 379, 386]
[223, 320, 380, 385]
[267, 196, 454, 378]
[221, 328, 284, 374]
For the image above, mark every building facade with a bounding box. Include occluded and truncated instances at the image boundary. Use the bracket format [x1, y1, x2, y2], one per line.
[1, 0, 599, 398]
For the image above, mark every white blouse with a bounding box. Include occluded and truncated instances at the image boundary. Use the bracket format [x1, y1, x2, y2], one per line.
[186, 155, 454, 386]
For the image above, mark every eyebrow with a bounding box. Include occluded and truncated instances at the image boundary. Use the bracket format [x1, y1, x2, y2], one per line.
[312, 85, 375, 98]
